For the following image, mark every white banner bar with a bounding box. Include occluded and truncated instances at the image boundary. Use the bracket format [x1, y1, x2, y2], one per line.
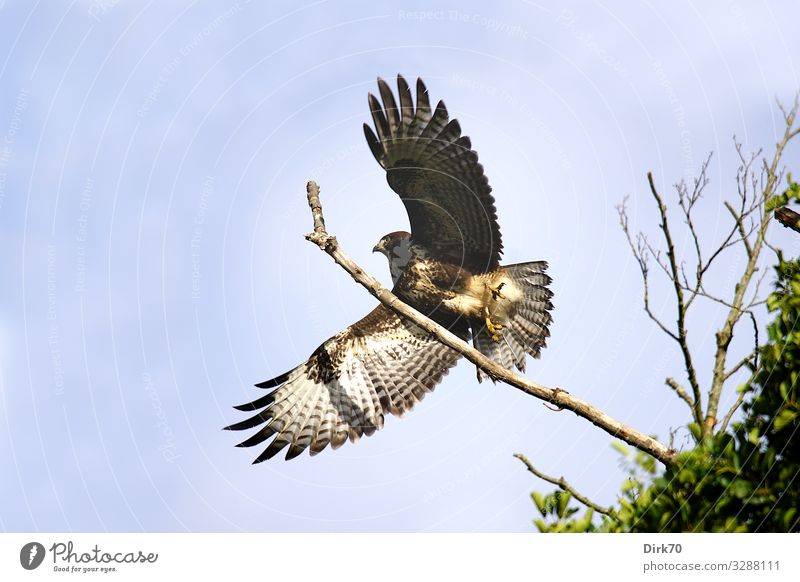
[1, 533, 797, 581]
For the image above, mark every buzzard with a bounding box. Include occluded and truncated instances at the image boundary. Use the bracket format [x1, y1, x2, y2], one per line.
[226, 75, 553, 462]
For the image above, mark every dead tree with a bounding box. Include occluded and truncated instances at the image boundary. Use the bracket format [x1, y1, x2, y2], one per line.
[514, 95, 800, 514]
[618, 96, 800, 439]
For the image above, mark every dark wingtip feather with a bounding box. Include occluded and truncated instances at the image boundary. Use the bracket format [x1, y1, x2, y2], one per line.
[377, 76, 391, 99]
[363, 123, 384, 163]
[255, 370, 291, 389]
[284, 444, 306, 461]
[415, 78, 430, 113]
[257, 438, 289, 462]
[456, 135, 471, 150]
[367, 92, 389, 136]
[416, 77, 428, 96]
[251, 447, 276, 464]
[224, 411, 268, 432]
[448, 118, 461, 137]
[377, 77, 399, 132]
[367, 93, 381, 118]
[236, 425, 277, 448]
[233, 391, 276, 411]
[396, 75, 413, 126]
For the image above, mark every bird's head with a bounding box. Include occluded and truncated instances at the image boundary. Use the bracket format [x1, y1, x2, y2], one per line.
[373, 231, 412, 284]
[372, 231, 411, 257]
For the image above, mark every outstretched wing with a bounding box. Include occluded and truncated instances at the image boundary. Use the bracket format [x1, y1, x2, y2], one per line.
[225, 305, 462, 462]
[363, 75, 503, 273]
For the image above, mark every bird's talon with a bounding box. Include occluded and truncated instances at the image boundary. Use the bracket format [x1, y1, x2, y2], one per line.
[485, 316, 504, 342]
[487, 282, 506, 301]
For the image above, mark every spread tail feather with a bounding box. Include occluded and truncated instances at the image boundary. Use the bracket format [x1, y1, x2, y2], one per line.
[473, 261, 553, 382]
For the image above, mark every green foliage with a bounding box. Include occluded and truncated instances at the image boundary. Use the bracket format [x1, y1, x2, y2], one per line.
[765, 172, 800, 211]
[751, 251, 800, 464]
[527, 186, 800, 531]
[593, 427, 793, 532]
[530, 490, 598, 533]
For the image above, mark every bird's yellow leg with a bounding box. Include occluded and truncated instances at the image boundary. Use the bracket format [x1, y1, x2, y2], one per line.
[483, 306, 504, 342]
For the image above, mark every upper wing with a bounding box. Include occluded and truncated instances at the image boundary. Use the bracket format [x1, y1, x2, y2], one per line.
[363, 75, 503, 273]
[225, 305, 462, 462]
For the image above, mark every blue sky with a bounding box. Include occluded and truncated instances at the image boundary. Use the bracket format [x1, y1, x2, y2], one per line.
[1, 0, 799, 532]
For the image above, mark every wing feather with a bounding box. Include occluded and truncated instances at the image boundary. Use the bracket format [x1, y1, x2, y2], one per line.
[397, 75, 414, 133]
[365, 75, 502, 272]
[377, 77, 400, 136]
[226, 305, 461, 461]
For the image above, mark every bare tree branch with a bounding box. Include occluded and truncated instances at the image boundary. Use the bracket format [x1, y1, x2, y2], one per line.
[303, 181, 677, 466]
[723, 352, 756, 382]
[620, 98, 799, 441]
[617, 202, 679, 341]
[647, 172, 705, 426]
[725, 201, 754, 258]
[777, 93, 800, 139]
[665, 377, 695, 410]
[718, 389, 749, 435]
[677, 154, 712, 289]
[706, 100, 800, 434]
[513, 453, 616, 518]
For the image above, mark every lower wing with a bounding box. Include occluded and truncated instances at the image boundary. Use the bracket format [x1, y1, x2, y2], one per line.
[225, 305, 462, 462]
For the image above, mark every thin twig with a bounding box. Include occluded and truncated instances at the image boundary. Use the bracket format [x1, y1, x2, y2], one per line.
[725, 201, 754, 258]
[513, 453, 616, 518]
[677, 154, 712, 288]
[665, 377, 695, 409]
[304, 181, 677, 466]
[719, 389, 749, 434]
[617, 202, 679, 341]
[722, 352, 757, 382]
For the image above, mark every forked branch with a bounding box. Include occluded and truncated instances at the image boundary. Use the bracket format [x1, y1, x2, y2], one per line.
[513, 453, 615, 517]
[647, 172, 704, 426]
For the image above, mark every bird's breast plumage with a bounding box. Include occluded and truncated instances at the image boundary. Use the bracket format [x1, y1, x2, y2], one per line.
[393, 243, 472, 313]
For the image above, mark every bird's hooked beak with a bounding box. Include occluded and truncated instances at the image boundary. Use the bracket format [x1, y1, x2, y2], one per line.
[372, 241, 384, 254]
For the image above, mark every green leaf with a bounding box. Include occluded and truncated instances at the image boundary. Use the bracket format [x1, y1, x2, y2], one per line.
[531, 492, 546, 516]
[783, 508, 797, 531]
[773, 408, 798, 431]
[748, 427, 760, 445]
[611, 442, 630, 457]
[576, 509, 594, 532]
[730, 479, 751, 499]
[767, 193, 788, 211]
[556, 491, 572, 518]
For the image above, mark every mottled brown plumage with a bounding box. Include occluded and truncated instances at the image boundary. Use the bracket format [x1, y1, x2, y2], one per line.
[227, 76, 553, 462]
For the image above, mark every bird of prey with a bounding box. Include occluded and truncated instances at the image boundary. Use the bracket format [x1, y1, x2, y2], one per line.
[226, 75, 553, 462]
